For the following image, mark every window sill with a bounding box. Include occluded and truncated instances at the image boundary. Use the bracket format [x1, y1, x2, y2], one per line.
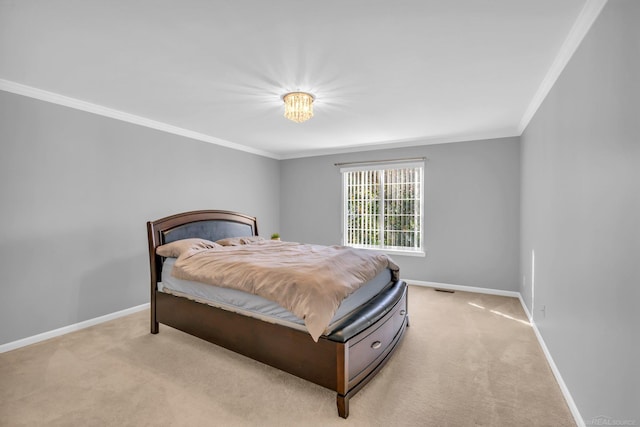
[346, 245, 426, 258]
[385, 249, 426, 257]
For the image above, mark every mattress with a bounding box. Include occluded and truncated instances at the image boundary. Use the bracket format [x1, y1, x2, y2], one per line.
[159, 257, 393, 335]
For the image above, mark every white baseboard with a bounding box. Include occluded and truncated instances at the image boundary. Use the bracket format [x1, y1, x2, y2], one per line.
[406, 279, 521, 298]
[516, 295, 585, 427]
[407, 279, 584, 426]
[0, 303, 149, 354]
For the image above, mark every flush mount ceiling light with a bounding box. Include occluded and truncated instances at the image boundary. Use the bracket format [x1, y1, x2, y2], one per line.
[283, 92, 314, 123]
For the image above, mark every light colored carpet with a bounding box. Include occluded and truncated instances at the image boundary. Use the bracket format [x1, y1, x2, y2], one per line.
[0, 286, 575, 426]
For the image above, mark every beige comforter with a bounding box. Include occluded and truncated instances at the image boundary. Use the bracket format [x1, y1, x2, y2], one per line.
[172, 240, 399, 342]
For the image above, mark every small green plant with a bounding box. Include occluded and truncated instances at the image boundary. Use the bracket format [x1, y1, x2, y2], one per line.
[270, 233, 280, 240]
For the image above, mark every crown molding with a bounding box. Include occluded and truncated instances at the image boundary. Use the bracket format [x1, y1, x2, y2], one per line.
[0, 78, 520, 160]
[517, 0, 608, 134]
[0, 79, 280, 160]
[278, 129, 520, 160]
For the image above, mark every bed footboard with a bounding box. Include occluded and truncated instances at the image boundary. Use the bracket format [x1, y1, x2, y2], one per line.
[334, 282, 408, 417]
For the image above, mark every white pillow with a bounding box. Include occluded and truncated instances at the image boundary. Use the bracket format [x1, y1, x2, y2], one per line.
[156, 238, 221, 258]
[215, 236, 265, 246]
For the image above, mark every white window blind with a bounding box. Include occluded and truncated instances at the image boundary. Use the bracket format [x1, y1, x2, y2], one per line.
[341, 161, 424, 254]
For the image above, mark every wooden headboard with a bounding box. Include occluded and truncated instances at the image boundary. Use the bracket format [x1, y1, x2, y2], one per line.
[146, 210, 258, 299]
[147, 210, 258, 248]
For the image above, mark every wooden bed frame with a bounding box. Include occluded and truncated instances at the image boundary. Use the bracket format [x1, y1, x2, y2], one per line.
[147, 210, 408, 418]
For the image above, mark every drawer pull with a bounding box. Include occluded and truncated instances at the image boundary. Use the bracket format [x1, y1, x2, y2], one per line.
[399, 310, 406, 316]
[371, 341, 382, 349]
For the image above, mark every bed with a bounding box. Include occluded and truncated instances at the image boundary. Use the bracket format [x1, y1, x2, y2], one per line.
[147, 210, 408, 418]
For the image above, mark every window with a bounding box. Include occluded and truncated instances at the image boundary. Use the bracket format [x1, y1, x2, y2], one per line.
[341, 160, 424, 255]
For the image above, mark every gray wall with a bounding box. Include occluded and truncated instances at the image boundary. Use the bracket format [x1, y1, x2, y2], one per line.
[520, 0, 640, 423]
[281, 137, 521, 291]
[0, 90, 280, 345]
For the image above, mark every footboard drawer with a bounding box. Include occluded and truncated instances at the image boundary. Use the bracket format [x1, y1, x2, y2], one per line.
[348, 289, 407, 381]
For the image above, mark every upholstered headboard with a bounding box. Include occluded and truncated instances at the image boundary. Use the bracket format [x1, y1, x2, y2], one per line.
[148, 210, 258, 247]
[147, 210, 258, 291]
[162, 219, 255, 244]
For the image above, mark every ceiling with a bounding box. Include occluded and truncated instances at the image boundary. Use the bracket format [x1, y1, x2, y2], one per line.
[1, 0, 603, 159]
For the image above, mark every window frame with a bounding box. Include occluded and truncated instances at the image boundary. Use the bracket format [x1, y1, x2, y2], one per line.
[340, 160, 425, 257]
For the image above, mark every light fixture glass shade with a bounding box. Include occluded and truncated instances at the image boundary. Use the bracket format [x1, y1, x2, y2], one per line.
[283, 92, 314, 123]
